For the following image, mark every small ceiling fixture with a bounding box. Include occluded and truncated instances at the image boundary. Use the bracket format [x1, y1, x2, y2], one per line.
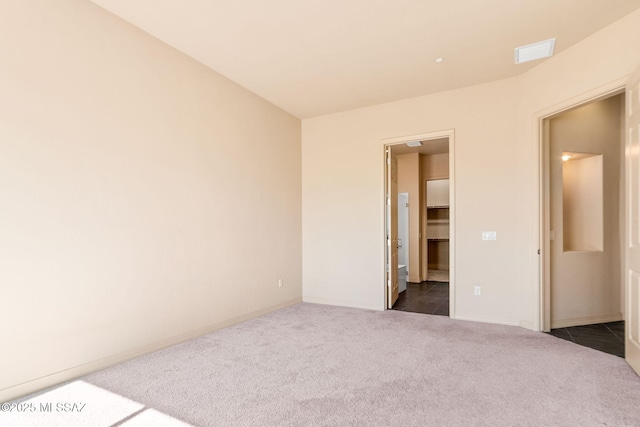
[406, 141, 422, 147]
[515, 38, 556, 64]
[562, 154, 573, 162]
[435, 57, 444, 63]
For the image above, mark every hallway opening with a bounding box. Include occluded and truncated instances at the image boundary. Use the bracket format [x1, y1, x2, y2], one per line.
[541, 91, 625, 357]
[384, 131, 453, 316]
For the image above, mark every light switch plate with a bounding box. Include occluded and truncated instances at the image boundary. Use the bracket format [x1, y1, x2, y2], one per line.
[482, 231, 497, 241]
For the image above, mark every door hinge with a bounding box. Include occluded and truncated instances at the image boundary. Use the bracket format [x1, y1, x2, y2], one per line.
[537, 249, 541, 255]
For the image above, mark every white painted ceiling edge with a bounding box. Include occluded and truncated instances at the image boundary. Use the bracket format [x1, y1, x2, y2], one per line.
[89, 0, 640, 118]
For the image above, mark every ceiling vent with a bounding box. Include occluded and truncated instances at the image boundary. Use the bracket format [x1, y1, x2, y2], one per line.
[514, 38, 556, 64]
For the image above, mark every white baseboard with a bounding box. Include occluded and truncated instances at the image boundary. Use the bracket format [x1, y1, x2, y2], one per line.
[302, 296, 382, 311]
[0, 297, 302, 403]
[453, 315, 521, 327]
[519, 319, 535, 331]
[551, 313, 623, 329]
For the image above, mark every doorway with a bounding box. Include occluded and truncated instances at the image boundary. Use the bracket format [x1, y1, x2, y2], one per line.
[398, 192, 409, 293]
[383, 130, 455, 317]
[541, 92, 625, 354]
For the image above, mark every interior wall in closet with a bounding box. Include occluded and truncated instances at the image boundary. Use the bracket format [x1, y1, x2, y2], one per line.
[421, 153, 450, 281]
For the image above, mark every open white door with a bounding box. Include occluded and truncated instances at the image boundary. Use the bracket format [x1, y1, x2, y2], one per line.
[387, 150, 399, 308]
[626, 66, 640, 375]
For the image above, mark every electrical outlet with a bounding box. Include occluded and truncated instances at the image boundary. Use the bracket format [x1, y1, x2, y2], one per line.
[278, 279, 283, 288]
[474, 286, 481, 296]
[482, 231, 497, 241]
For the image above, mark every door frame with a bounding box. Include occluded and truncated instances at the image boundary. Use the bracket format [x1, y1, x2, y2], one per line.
[398, 192, 410, 276]
[382, 129, 456, 317]
[537, 79, 627, 332]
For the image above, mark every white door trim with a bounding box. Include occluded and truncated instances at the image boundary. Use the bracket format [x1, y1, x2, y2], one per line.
[398, 192, 410, 275]
[381, 129, 456, 318]
[535, 78, 627, 332]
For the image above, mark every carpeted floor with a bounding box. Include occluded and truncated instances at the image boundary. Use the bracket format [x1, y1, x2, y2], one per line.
[0, 380, 191, 427]
[9, 303, 640, 426]
[75, 303, 640, 426]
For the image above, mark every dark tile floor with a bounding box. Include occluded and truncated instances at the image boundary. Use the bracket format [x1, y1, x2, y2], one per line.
[547, 321, 625, 358]
[392, 281, 449, 316]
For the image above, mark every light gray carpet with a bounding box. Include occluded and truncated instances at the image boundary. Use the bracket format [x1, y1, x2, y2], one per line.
[83, 303, 640, 426]
[1, 380, 192, 427]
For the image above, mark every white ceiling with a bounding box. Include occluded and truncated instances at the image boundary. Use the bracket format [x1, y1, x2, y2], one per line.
[89, 0, 640, 118]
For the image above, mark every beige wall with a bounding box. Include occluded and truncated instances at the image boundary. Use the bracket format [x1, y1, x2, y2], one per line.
[396, 153, 421, 282]
[518, 10, 640, 329]
[562, 155, 604, 252]
[303, 77, 520, 316]
[302, 8, 640, 327]
[0, 0, 301, 401]
[422, 153, 449, 180]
